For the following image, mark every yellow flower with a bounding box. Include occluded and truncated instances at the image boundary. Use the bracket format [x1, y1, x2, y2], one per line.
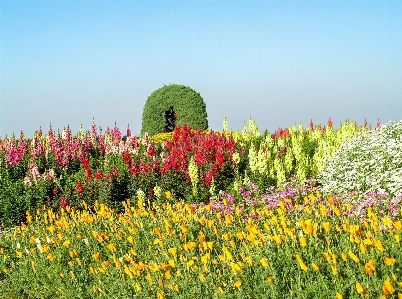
[164, 270, 171, 280]
[234, 281, 242, 288]
[218, 287, 224, 294]
[93, 252, 101, 260]
[359, 243, 366, 254]
[106, 243, 116, 252]
[260, 258, 269, 268]
[375, 239, 385, 251]
[165, 191, 172, 199]
[168, 259, 175, 268]
[63, 240, 71, 247]
[186, 260, 194, 270]
[341, 252, 347, 261]
[348, 251, 360, 263]
[384, 256, 396, 266]
[299, 237, 307, 247]
[127, 236, 134, 244]
[157, 291, 165, 299]
[199, 273, 206, 282]
[336, 292, 343, 299]
[272, 235, 282, 244]
[168, 247, 177, 257]
[383, 279, 395, 295]
[355, 282, 368, 297]
[295, 254, 308, 271]
[312, 263, 320, 271]
[267, 277, 273, 284]
[47, 253, 55, 262]
[322, 222, 331, 232]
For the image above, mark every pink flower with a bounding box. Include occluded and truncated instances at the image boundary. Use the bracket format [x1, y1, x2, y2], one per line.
[23, 176, 32, 186]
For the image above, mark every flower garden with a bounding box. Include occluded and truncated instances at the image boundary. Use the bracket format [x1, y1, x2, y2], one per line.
[0, 118, 401, 298]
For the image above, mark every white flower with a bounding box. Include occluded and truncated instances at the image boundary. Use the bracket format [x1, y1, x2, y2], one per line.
[16, 242, 20, 249]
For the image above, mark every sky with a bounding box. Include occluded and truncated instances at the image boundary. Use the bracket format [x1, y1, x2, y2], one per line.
[1, 0, 401, 138]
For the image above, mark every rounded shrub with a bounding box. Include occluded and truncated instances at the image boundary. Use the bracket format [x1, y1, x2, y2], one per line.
[317, 121, 402, 198]
[141, 84, 208, 136]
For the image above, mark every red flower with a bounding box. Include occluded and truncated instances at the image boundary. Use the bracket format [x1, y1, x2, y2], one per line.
[147, 145, 155, 156]
[205, 170, 214, 185]
[130, 163, 139, 175]
[86, 169, 92, 180]
[124, 153, 131, 165]
[96, 170, 103, 180]
[76, 181, 84, 194]
[327, 118, 333, 128]
[60, 196, 68, 208]
[82, 158, 90, 170]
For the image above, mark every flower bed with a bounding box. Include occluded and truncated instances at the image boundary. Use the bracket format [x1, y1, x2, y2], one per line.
[1, 181, 401, 298]
[1, 118, 401, 298]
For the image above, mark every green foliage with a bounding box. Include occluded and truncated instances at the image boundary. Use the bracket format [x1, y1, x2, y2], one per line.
[141, 84, 208, 136]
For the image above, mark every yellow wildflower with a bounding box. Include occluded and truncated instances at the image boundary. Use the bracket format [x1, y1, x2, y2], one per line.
[383, 279, 395, 295]
[355, 282, 368, 297]
[384, 256, 396, 266]
[260, 258, 269, 268]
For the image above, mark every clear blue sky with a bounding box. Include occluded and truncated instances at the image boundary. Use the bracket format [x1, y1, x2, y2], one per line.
[1, 0, 401, 138]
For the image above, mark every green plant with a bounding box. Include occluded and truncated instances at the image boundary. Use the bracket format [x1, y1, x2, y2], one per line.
[141, 84, 208, 136]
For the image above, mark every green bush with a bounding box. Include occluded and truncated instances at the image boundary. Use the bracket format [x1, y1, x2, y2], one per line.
[141, 84, 208, 136]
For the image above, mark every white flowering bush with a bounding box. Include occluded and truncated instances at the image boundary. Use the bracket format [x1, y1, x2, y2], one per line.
[317, 121, 402, 197]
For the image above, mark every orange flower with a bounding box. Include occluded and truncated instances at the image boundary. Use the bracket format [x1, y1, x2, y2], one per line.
[364, 260, 376, 275]
[47, 253, 55, 262]
[267, 277, 273, 284]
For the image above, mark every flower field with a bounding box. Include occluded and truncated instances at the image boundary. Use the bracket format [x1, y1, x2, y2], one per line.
[1, 118, 402, 298]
